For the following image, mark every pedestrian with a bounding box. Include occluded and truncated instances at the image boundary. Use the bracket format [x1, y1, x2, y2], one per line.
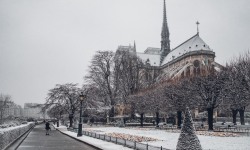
[45, 121, 51, 135]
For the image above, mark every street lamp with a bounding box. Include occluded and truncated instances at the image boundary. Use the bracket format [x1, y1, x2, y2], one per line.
[77, 92, 86, 137]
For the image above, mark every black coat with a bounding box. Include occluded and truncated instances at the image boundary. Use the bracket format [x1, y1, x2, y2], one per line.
[45, 122, 50, 130]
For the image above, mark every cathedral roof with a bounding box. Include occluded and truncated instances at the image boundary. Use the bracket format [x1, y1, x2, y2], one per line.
[137, 52, 160, 66]
[144, 47, 161, 54]
[162, 33, 212, 65]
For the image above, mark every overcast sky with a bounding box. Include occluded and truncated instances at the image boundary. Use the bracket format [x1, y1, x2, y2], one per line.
[0, 0, 250, 107]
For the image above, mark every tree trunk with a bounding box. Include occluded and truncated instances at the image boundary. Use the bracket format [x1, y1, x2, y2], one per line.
[106, 73, 114, 118]
[140, 113, 144, 127]
[130, 105, 135, 119]
[156, 111, 160, 127]
[207, 107, 214, 131]
[69, 113, 74, 128]
[0, 110, 3, 125]
[110, 106, 115, 118]
[232, 109, 238, 125]
[239, 107, 245, 125]
[131, 112, 135, 119]
[177, 110, 182, 129]
[106, 111, 110, 123]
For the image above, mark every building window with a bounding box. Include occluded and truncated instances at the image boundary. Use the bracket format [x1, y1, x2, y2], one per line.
[193, 60, 200, 68]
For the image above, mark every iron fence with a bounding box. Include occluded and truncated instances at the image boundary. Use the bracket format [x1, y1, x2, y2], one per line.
[68, 128, 169, 150]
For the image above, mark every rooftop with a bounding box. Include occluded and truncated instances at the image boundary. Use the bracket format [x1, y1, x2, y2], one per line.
[162, 33, 212, 65]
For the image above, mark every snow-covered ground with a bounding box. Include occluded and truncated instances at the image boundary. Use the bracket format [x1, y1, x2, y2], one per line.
[84, 127, 250, 150]
[54, 125, 133, 150]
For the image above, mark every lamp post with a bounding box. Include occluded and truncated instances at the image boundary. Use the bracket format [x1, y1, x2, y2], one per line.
[77, 92, 86, 137]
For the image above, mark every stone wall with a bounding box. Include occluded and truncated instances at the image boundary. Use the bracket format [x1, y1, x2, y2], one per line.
[0, 122, 35, 150]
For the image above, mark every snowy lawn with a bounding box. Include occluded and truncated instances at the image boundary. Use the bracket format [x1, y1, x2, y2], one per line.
[84, 127, 250, 150]
[54, 125, 132, 150]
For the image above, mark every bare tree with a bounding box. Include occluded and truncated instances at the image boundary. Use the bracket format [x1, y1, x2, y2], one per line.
[85, 51, 115, 117]
[0, 94, 13, 124]
[113, 49, 142, 102]
[44, 83, 81, 128]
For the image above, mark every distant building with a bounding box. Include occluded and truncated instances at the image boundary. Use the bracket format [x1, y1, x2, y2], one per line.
[3, 105, 14, 118]
[0, 102, 23, 119]
[14, 105, 23, 117]
[23, 103, 44, 119]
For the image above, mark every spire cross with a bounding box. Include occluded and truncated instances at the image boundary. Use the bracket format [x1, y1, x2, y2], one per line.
[196, 21, 200, 34]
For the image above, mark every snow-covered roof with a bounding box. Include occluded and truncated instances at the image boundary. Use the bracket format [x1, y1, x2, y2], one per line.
[162, 33, 212, 65]
[144, 47, 161, 55]
[117, 34, 212, 67]
[137, 52, 161, 66]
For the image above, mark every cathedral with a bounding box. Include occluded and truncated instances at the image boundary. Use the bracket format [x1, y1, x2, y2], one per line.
[116, 0, 222, 83]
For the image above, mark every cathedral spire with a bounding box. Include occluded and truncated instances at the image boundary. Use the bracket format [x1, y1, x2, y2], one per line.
[160, 0, 171, 65]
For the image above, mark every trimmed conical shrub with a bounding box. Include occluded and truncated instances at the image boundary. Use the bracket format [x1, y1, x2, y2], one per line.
[176, 107, 202, 150]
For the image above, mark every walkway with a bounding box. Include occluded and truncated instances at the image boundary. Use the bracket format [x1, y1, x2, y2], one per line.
[17, 124, 98, 150]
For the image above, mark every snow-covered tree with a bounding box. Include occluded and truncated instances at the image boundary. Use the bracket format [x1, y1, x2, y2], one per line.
[164, 79, 197, 129]
[191, 72, 226, 130]
[44, 83, 81, 127]
[148, 87, 166, 127]
[164, 83, 184, 128]
[234, 53, 250, 125]
[223, 53, 250, 125]
[127, 94, 150, 127]
[82, 84, 108, 122]
[46, 104, 65, 120]
[176, 107, 202, 150]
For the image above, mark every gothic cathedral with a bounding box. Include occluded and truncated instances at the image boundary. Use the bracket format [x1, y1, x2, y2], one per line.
[116, 0, 222, 85]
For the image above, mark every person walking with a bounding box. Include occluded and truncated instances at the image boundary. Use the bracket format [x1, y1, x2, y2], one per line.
[45, 121, 51, 135]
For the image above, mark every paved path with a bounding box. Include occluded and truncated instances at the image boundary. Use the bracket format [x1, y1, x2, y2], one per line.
[17, 124, 98, 150]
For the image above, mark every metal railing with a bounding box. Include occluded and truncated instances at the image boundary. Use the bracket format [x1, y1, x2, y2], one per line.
[68, 128, 169, 150]
[213, 125, 250, 133]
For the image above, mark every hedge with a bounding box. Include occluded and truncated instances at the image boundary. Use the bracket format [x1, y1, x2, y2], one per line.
[0, 122, 35, 150]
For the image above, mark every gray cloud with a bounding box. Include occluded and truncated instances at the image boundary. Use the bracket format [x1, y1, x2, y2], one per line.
[0, 0, 250, 106]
